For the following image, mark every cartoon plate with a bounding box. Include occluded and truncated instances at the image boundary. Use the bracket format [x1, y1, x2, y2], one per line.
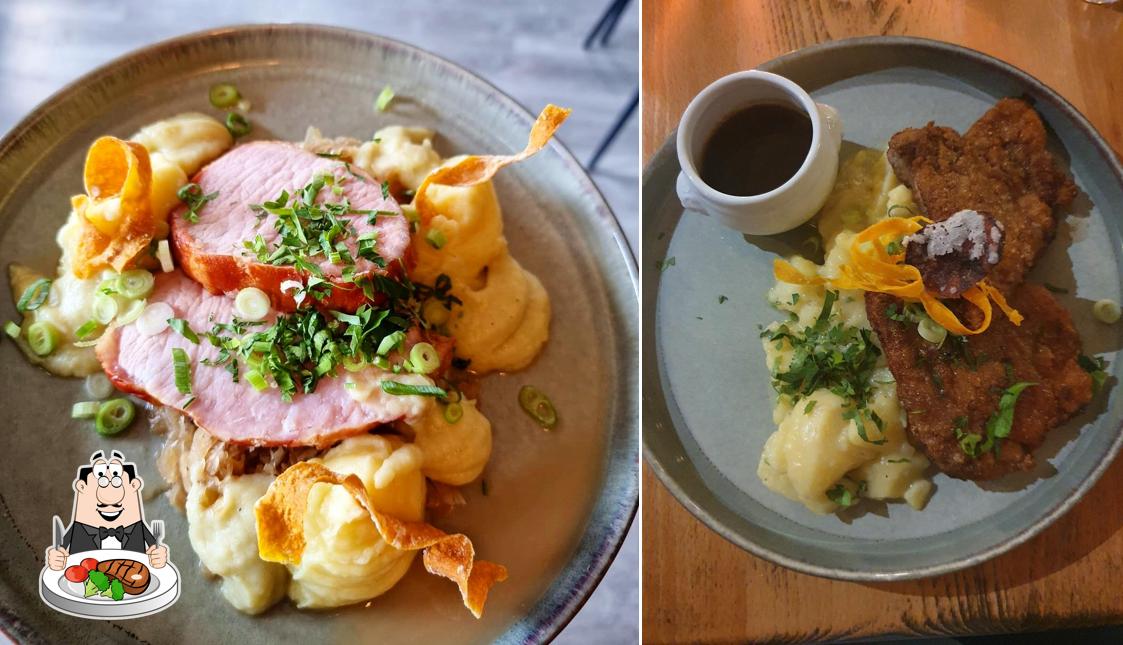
[40, 549, 179, 620]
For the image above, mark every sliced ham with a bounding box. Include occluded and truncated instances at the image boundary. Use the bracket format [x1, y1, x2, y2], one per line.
[169, 141, 412, 313]
[97, 271, 449, 447]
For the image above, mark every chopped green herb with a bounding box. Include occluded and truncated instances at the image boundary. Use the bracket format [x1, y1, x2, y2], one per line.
[168, 318, 199, 344]
[826, 483, 855, 507]
[886, 458, 910, 464]
[1077, 354, 1108, 394]
[977, 382, 1036, 455]
[1044, 283, 1069, 294]
[656, 257, 676, 272]
[177, 183, 218, 223]
[718, 295, 728, 304]
[803, 399, 817, 414]
[885, 240, 903, 255]
[789, 293, 800, 306]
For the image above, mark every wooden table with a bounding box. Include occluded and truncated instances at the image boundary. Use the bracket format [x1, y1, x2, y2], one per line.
[642, 1, 1123, 642]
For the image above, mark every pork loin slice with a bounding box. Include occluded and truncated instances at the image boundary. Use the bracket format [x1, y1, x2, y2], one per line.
[170, 141, 412, 313]
[96, 271, 449, 447]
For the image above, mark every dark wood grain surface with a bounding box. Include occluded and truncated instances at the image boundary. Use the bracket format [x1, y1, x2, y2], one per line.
[642, 0, 1123, 642]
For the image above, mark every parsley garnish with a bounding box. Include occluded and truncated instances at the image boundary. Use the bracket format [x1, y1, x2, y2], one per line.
[827, 483, 855, 508]
[177, 183, 218, 223]
[718, 295, 728, 304]
[975, 382, 1036, 456]
[656, 256, 676, 272]
[1077, 354, 1108, 394]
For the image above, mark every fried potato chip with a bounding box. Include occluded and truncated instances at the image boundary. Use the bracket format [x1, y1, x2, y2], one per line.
[414, 104, 570, 223]
[69, 136, 156, 278]
[255, 461, 507, 618]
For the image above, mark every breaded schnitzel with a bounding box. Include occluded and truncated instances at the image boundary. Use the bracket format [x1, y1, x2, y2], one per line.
[887, 98, 1077, 293]
[866, 285, 1092, 480]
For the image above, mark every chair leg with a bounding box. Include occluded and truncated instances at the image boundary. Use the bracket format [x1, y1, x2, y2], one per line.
[588, 88, 639, 171]
[584, 0, 631, 50]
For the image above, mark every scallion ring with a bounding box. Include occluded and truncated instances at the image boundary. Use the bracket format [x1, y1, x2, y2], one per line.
[74, 320, 100, 340]
[443, 402, 464, 424]
[16, 278, 52, 312]
[71, 401, 100, 419]
[92, 294, 119, 324]
[1093, 299, 1121, 324]
[422, 299, 450, 326]
[172, 347, 192, 395]
[225, 112, 251, 137]
[408, 342, 440, 374]
[95, 398, 135, 435]
[425, 228, 447, 249]
[27, 321, 61, 356]
[341, 356, 365, 372]
[4, 321, 21, 339]
[917, 317, 948, 345]
[518, 385, 558, 429]
[245, 370, 268, 392]
[234, 287, 270, 321]
[208, 83, 240, 108]
[85, 373, 114, 399]
[115, 298, 147, 325]
[116, 270, 154, 299]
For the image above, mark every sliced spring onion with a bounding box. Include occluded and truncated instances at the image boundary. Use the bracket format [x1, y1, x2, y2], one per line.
[16, 278, 52, 312]
[225, 112, 251, 137]
[116, 298, 146, 325]
[917, 317, 948, 345]
[422, 299, 450, 326]
[443, 402, 464, 424]
[518, 385, 558, 429]
[375, 85, 394, 112]
[95, 398, 135, 436]
[208, 83, 240, 108]
[168, 318, 199, 344]
[234, 287, 271, 321]
[425, 228, 447, 249]
[71, 401, 100, 419]
[244, 370, 268, 391]
[408, 342, 440, 374]
[380, 380, 447, 398]
[136, 302, 174, 336]
[92, 294, 120, 324]
[341, 356, 365, 372]
[74, 320, 100, 341]
[85, 373, 114, 399]
[156, 240, 174, 272]
[377, 330, 406, 356]
[27, 321, 61, 356]
[117, 269, 154, 299]
[1093, 299, 1121, 324]
[4, 321, 20, 339]
[172, 347, 192, 395]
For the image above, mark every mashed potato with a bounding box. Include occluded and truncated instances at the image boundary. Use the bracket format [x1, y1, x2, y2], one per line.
[131, 112, 233, 177]
[187, 473, 290, 614]
[757, 150, 932, 514]
[408, 398, 492, 486]
[356, 126, 443, 193]
[288, 435, 426, 608]
[411, 156, 551, 373]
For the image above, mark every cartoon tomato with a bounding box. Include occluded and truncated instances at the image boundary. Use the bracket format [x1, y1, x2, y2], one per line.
[64, 565, 88, 583]
[80, 558, 98, 571]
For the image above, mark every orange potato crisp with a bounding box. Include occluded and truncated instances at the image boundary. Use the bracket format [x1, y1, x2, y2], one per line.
[69, 136, 155, 277]
[255, 461, 507, 618]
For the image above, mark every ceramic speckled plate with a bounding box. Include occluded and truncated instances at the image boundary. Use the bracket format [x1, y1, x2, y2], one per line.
[0, 25, 637, 644]
[643, 37, 1123, 580]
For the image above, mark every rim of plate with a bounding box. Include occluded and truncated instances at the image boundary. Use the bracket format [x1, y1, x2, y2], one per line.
[642, 34, 1123, 581]
[0, 23, 637, 644]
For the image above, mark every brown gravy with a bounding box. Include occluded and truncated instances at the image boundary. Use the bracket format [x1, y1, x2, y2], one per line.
[698, 103, 812, 197]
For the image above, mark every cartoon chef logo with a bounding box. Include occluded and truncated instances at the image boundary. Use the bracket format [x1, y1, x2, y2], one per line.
[39, 450, 179, 619]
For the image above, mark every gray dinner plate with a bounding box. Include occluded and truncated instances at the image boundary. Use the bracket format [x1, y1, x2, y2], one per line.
[643, 36, 1123, 580]
[0, 25, 637, 644]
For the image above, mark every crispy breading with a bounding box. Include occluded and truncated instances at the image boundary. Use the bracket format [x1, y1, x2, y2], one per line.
[866, 285, 1092, 480]
[887, 98, 1077, 293]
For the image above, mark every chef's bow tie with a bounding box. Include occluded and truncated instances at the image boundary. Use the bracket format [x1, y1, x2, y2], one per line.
[99, 526, 125, 541]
